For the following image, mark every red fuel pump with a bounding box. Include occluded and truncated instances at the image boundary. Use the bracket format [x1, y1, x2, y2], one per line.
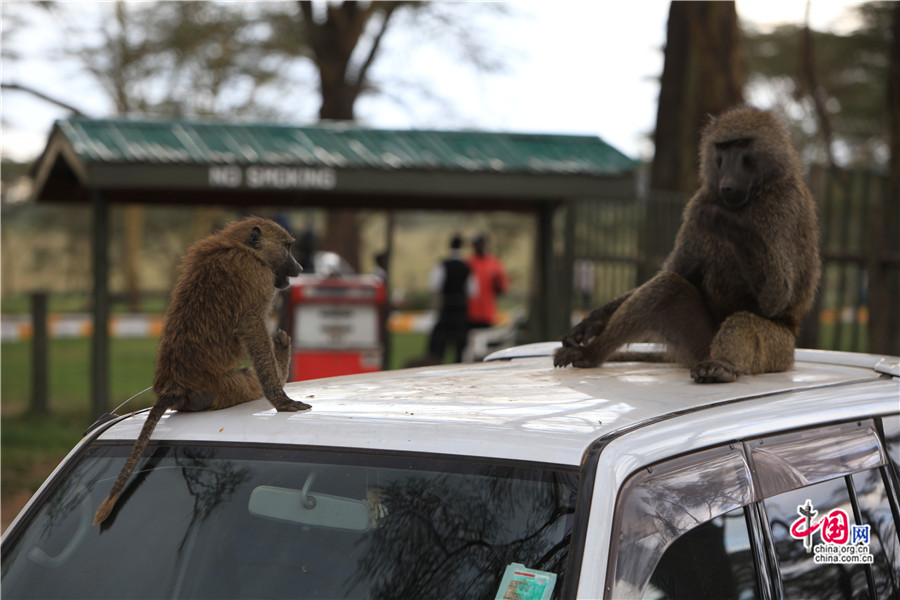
[285, 275, 385, 381]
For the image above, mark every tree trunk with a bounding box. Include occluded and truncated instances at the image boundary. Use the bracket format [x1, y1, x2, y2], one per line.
[642, 1, 744, 281]
[123, 205, 143, 311]
[651, 1, 744, 195]
[300, 1, 400, 271]
[869, 3, 900, 355]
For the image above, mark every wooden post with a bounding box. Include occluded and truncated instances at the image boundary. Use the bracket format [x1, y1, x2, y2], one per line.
[561, 200, 576, 334]
[381, 211, 395, 370]
[30, 292, 49, 415]
[91, 190, 110, 416]
[535, 202, 564, 342]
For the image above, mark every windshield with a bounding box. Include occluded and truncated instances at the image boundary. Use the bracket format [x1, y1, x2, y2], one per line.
[2, 443, 578, 599]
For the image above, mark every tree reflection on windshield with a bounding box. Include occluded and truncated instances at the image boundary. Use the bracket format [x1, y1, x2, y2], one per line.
[353, 469, 575, 598]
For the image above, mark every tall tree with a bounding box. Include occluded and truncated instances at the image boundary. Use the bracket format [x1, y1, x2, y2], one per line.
[293, 1, 506, 270]
[643, 1, 744, 279]
[296, 1, 404, 270]
[68, 2, 305, 118]
[651, 1, 745, 196]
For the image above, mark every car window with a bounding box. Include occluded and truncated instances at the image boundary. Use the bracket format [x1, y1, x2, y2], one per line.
[642, 507, 760, 600]
[882, 415, 900, 484]
[757, 423, 900, 600]
[1, 444, 578, 600]
[852, 469, 900, 598]
[608, 445, 753, 598]
[764, 476, 881, 599]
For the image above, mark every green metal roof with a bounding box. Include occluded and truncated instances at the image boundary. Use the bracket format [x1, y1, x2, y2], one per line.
[54, 117, 636, 176]
[33, 117, 637, 206]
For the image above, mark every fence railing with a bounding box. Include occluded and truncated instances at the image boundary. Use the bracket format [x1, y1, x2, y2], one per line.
[568, 167, 900, 355]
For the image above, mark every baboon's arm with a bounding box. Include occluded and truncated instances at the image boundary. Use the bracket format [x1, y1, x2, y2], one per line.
[236, 317, 297, 410]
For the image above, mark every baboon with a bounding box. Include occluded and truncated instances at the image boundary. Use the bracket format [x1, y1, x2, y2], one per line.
[554, 107, 821, 383]
[93, 217, 308, 525]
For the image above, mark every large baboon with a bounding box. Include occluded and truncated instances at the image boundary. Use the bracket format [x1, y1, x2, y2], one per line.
[554, 107, 821, 383]
[94, 217, 307, 525]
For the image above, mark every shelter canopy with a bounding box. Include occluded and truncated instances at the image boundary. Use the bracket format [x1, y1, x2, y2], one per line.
[32, 118, 636, 209]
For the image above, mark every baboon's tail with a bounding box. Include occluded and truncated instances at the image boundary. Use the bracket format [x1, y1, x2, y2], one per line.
[92, 401, 169, 526]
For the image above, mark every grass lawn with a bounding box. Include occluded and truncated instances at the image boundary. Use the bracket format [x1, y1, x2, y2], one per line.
[1, 338, 160, 498]
[1, 332, 430, 504]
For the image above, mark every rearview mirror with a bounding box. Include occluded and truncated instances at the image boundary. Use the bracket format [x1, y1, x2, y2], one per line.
[249, 485, 371, 532]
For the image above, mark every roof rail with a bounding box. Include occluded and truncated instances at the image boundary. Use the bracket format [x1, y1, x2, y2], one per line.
[485, 344, 900, 377]
[794, 349, 899, 377]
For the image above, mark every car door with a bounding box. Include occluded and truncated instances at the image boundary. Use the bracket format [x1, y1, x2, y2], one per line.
[605, 416, 900, 599]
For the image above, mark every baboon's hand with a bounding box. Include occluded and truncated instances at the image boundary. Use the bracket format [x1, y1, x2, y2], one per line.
[553, 346, 599, 369]
[560, 311, 607, 348]
[690, 360, 739, 383]
[272, 329, 291, 350]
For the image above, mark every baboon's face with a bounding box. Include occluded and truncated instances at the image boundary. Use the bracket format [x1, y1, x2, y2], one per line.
[247, 224, 303, 289]
[713, 138, 755, 209]
[273, 238, 302, 289]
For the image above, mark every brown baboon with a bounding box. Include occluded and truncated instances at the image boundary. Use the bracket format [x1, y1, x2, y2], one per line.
[554, 107, 821, 383]
[93, 217, 307, 525]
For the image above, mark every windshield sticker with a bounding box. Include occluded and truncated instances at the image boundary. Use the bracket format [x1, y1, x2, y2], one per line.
[495, 563, 557, 600]
[789, 499, 873, 564]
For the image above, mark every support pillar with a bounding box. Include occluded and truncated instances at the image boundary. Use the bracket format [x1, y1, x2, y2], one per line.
[91, 190, 110, 416]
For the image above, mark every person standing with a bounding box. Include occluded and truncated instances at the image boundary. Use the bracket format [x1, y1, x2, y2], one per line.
[467, 234, 509, 329]
[427, 234, 475, 363]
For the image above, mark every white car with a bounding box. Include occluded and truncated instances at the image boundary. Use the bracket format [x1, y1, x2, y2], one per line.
[2, 344, 899, 599]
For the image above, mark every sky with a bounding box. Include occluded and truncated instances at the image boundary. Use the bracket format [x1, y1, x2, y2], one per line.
[0, 0, 866, 164]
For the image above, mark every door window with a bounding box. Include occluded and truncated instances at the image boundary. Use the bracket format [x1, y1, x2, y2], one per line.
[642, 507, 760, 600]
[765, 478, 870, 599]
[608, 446, 753, 597]
[851, 469, 900, 598]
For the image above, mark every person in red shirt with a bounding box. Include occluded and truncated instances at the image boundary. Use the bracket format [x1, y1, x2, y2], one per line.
[467, 234, 509, 329]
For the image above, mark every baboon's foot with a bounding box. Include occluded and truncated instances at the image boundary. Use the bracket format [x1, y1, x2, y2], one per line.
[691, 360, 740, 383]
[273, 399, 313, 412]
[269, 391, 312, 412]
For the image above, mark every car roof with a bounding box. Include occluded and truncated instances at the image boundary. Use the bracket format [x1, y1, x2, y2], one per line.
[96, 345, 900, 467]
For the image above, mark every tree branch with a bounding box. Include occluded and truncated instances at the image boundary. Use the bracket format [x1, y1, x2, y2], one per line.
[800, 1, 836, 168]
[1, 82, 88, 117]
[350, 2, 402, 94]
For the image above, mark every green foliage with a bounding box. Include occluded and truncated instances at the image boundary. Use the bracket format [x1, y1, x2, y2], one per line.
[743, 2, 894, 167]
[64, 2, 311, 118]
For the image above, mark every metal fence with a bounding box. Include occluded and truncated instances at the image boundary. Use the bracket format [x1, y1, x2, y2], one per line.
[568, 168, 900, 355]
[569, 191, 682, 311]
[808, 167, 898, 355]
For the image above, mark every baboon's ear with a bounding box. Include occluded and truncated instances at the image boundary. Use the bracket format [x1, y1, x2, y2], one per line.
[247, 226, 263, 249]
